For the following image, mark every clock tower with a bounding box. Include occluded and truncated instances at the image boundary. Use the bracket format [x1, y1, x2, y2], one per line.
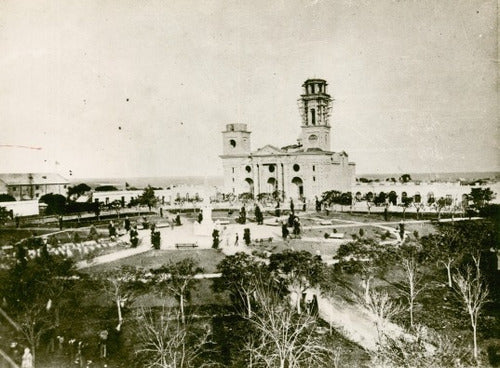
[298, 79, 332, 151]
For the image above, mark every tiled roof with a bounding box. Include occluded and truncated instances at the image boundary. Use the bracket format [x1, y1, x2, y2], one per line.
[0, 173, 69, 185]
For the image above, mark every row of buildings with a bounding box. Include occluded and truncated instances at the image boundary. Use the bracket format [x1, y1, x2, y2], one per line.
[1, 79, 496, 215]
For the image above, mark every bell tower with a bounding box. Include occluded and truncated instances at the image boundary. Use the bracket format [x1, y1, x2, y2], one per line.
[298, 79, 333, 151]
[222, 123, 251, 156]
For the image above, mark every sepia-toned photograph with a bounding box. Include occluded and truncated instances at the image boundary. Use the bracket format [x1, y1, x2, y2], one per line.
[0, 0, 498, 367]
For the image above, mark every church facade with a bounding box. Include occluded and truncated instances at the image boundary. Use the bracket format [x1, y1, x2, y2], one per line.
[220, 79, 355, 201]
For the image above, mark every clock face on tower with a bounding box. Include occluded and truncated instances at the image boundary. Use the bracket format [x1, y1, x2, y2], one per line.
[308, 134, 318, 144]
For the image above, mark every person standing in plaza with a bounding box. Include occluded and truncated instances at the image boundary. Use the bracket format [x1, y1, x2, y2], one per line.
[21, 347, 33, 368]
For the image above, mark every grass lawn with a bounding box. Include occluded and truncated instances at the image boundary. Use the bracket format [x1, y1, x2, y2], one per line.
[83, 248, 226, 274]
[250, 239, 342, 257]
[302, 225, 397, 241]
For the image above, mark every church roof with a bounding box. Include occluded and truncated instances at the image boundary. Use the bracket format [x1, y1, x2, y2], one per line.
[253, 145, 284, 155]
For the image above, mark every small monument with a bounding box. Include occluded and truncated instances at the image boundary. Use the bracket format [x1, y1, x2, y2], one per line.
[193, 191, 216, 236]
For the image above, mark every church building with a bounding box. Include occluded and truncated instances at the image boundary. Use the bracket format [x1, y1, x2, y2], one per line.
[220, 79, 355, 201]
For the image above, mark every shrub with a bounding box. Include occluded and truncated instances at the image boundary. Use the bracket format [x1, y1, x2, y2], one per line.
[72, 232, 81, 244]
[324, 233, 330, 239]
[359, 228, 364, 237]
[243, 228, 251, 246]
[88, 225, 99, 241]
[487, 344, 500, 367]
[151, 231, 161, 250]
[0, 194, 15, 202]
[212, 229, 220, 249]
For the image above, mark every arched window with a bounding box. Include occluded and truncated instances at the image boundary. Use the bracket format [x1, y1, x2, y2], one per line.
[245, 165, 251, 173]
[230, 139, 236, 147]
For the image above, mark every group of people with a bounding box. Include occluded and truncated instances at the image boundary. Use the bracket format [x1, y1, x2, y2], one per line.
[9, 329, 109, 368]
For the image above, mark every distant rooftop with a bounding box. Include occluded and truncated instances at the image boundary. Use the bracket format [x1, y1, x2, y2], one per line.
[0, 173, 69, 185]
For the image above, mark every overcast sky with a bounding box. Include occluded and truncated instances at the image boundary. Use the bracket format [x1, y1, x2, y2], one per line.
[0, 0, 498, 178]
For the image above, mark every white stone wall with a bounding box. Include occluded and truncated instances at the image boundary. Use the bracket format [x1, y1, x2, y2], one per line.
[353, 182, 500, 205]
[6, 183, 67, 201]
[1, 200, 39, 216]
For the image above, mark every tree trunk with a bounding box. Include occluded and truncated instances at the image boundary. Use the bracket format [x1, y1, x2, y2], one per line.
[446, 263, 452, 288]
[246, 293, 252, 318]
[409, 300, 414, 329]
[116, 298, 123, 330]
[31, 342, 36, 368]
[472, 322, 478, 361]
[363, 278, 371, 305]
[180, 294, 185, 324]
[296, 292, 301, 315]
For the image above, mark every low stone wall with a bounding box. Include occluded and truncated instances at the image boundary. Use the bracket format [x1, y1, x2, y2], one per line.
[0, 200, 39, 217]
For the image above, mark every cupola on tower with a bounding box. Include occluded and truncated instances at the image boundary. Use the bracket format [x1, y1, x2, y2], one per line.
[298, 79, 332, 151]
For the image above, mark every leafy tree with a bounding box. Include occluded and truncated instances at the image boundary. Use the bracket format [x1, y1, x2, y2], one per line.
[214, 252, 265, 317]
[401, 196, 413, 220]
[468, 187, 495, 209]
[0, 193, 16, 202]
[94, 185, 119, 192]
[336, 238, 394, 304]
[0, 206, 11, 224]
[435, 197, 446, 219]
[399, 174, 412, 183]
[268, 250, 324, 314]
[39, 193, 66, 215]
[421, 227, 465, 288]
[138, 186, 158, 211]
[388, 191, 398, 205]
[151, 258, 202, 324]
[0, 251, 77, 364]
[238, 192, 254, 202]
[321, 190, 341, 206]
[67, 183, 91, 200]
[373, 191, 387, 206]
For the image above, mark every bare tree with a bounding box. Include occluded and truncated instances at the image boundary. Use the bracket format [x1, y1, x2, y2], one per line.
[372, 326, 472, 368]
[12, 299, 55, 365]
[245, 284, 334, 368]
[395, 245, 426, 329]
[360, 290, 402, 345]
[152, 258, 202, 324]
[133, 305, 209, 368]
[101, 266, 145, 331]
[421, 228, 464, 288]
[453, 264, 489, 362]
